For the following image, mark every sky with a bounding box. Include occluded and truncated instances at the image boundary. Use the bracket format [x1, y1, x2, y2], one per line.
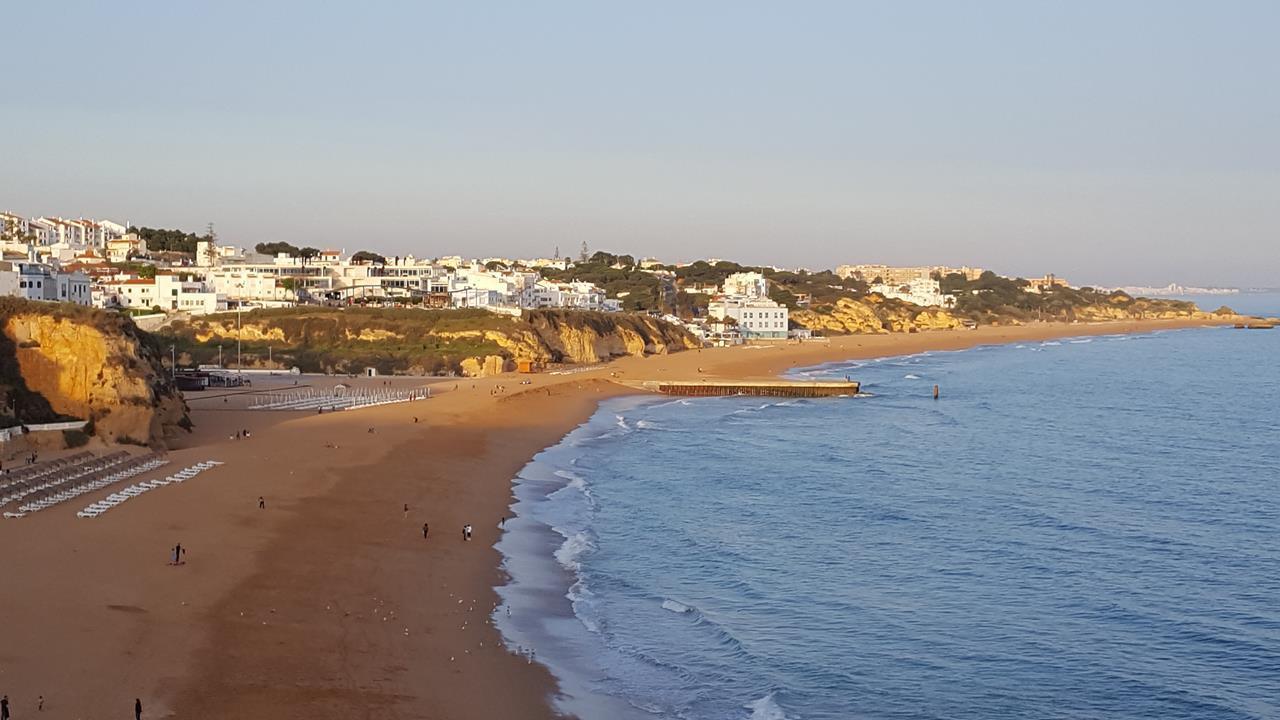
[2, 1, 1277, 287]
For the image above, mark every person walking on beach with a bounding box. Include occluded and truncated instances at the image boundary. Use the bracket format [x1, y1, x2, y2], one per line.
[1, 693, 9, 720]
[135, 697, 142, 719]
[422, 522, 429, 538]
[258, 496, 265, 510]
[403, 503, 409, 519]
[465, 524, 473, 540]
[171, 543, 186, 565]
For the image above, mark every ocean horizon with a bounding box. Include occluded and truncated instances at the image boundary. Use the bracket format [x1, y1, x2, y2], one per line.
[498, 298, 1279, 720]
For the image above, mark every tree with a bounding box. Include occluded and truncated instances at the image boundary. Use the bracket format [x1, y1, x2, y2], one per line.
[351, 250, 387, 264]
[129, 226, 208, 255]
[137, 265, 157, 280]
[255, 241, 302, 257]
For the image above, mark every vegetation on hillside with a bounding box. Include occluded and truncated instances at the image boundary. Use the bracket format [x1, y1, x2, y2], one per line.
[158, 306, 515, 375]
[128, 226, 210, 255]
[937, 271, 1210, 323]
[540, 252, 667, 312]
[154, 305, 695, 375]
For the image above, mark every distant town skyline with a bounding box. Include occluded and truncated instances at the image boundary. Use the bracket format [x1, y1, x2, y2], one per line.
[2, 2, 1276, 288]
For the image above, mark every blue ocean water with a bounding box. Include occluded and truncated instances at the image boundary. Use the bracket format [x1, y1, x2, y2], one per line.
[498, 307, 1280, 720]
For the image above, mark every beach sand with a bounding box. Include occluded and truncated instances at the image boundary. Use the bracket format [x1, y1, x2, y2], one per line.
[0, 318, 1227, 718]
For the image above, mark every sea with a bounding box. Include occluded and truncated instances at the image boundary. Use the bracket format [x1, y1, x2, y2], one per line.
[496, 293, 1280, 720]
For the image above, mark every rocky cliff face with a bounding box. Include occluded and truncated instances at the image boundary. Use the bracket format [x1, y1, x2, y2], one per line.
[792, 294, 1220, 335]
[0, 300, 190, 445]
[161, 308, 699, 377]
[792, 297, 966, 335]
[524, 310, 700, 363]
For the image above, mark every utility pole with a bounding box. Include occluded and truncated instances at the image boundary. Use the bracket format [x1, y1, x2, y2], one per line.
[579, 241, 588, 263]
[218, 344, 223, 368]
[171, 345, 176, 378]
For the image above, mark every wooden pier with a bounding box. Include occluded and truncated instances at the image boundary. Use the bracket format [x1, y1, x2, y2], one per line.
[644, 380, 859, 398]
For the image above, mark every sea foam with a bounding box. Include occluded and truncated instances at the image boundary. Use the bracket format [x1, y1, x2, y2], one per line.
[745, 693, 791, 720]
[661, 599, 692, 614]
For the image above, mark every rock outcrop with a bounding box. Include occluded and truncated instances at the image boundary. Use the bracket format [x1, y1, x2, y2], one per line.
[0, 299, 190, 445]
[791, 297, 965, 335]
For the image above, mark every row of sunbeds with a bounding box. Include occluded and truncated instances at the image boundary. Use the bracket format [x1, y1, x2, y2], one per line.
[5, 454, 172, 518]
[0, 451, 96, 494]
[1, 451, 134, 509]
[75, 461, 224, 518]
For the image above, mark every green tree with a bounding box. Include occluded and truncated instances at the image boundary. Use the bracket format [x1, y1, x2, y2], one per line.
[255, 241, 302, 257]
[351, 250, 387, 264]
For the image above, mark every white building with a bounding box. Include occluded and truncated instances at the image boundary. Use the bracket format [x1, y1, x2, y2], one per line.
[0, 261, 92, 306]
[202, 268, 288, 303]
[98, 273, 222, 314]
[722, 271, 770, 299]
[708, 296, 789, 341]
[0, 212, 29, 238]
[869, 278, 954, 308]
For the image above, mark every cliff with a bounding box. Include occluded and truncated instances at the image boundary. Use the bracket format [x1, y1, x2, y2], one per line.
[156, 307, 699, 377]
[792, 293, 1223, 335]
[0, 299, 191, 445]
[792, 297, 967, 335]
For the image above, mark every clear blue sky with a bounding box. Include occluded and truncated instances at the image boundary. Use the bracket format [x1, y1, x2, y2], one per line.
[2, 1, 1276, 287]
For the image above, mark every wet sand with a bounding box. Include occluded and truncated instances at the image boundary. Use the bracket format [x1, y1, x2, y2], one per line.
[0, 318, 1229, 719]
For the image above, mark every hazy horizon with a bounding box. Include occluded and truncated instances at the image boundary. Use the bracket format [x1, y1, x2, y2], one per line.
[2, 1, 1276, 287]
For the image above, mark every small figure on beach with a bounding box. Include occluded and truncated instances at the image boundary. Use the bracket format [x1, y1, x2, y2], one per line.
[368, 427, 375, 434]
[1, 694, 8, 720]
[403, 503, 410, 519]
[413, 416, 419, 424]
[171, 543, 187, 565]
[258, 496, 265, 510]
[135, 697, 142, 719]
[500, 516, 505, 528]
[37, 694, 43, 711]
[423, 522, 429, 538]
[463, 524, 473, 541]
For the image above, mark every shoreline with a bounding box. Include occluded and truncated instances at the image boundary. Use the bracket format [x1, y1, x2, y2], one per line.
[0, 317, 1236, 719]
[488, 318, 1240, 717]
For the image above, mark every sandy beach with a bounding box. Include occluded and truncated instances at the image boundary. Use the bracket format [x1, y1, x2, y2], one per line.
[0, 317, 1230, 719]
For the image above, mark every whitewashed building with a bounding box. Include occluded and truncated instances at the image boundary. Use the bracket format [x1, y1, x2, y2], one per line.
[722, 271, 770, 299]
[98, 274, 222, 314]
[869, 278, 954, 308]
[708, 297, 790, 341]
[0, 261, 92, 306]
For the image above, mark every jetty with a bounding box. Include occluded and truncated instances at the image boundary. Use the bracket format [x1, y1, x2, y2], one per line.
[640, 380, 859, 398]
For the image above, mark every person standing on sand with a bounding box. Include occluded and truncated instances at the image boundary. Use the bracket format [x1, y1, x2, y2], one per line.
[403, 503, 409, 519]
[423, 522, 429, 538]
[1, 693, 9, 720]
[135, 697, 142, 719]
[258, 496, 265, 509]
